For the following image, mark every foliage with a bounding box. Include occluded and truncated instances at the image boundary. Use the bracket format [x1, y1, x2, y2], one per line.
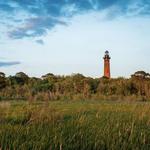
[0, 71, 150, 101]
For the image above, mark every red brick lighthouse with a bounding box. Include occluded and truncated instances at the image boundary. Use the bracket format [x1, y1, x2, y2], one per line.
[103, 51, 111, 78]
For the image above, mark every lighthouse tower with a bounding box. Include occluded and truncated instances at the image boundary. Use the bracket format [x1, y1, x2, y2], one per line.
[103, 51, 111, 78]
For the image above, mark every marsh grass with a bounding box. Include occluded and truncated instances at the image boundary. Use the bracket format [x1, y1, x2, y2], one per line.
[1, 100, 150, 150]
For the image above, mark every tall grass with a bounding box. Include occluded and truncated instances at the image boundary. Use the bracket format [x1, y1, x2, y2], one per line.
[0, 101, 150, 150]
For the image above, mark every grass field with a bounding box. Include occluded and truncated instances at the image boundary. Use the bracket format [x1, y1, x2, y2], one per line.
[1, 100, 150, 150]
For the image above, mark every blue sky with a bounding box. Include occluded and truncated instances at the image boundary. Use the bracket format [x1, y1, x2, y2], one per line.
[0, 0, 150, 78]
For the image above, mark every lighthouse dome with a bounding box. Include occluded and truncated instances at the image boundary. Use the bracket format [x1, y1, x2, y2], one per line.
[105, 50, 109, 55]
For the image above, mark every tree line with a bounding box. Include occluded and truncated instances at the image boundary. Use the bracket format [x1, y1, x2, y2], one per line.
[0, 71, 150, 101]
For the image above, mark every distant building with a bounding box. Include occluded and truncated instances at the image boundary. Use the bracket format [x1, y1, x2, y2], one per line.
[103, 51, 111, 78]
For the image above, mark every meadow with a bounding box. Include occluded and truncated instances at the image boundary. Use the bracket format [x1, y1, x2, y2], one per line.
[1, 100, 150, 150]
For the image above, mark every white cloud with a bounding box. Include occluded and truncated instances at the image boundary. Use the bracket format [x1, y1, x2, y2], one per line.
[1, 9, 150, 78]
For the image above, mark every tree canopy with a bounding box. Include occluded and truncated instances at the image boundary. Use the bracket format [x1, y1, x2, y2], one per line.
[0, 71, 149, 101]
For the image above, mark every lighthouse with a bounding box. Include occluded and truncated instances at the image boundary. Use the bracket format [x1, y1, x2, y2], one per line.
[103, 51, 111, 78]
